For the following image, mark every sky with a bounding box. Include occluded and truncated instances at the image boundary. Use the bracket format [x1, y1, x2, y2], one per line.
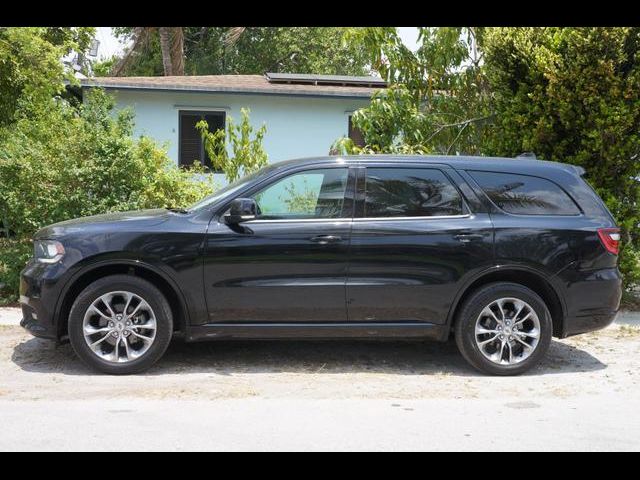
[93, 27, 421, 61]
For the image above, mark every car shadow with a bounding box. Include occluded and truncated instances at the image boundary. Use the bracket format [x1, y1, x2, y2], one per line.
[11, 336, 607, 377]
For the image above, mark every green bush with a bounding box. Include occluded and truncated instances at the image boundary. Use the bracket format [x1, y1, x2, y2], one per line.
[0, 89, 215, 303]
[197, 108, 268, 182]
[483, 27, 640, 290]
[0, 238, 32, 305]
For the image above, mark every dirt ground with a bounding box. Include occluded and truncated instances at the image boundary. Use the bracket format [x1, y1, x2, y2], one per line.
[0, 309, 638, 403]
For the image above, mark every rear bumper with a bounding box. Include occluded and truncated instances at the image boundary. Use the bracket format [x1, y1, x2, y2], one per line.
[559, 266, 622, 338]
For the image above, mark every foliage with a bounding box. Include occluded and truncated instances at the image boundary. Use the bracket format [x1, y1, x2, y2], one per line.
[0, 27, 94, 129]
[482, 27, 640, 289]
[92, 55, 117, 77]
[338, 27, 640, 289]
[335, 27, 492, 155]
[0, 89, 214, 302]
[197, 108, 268, 182]
[112, 27, 184, 76]
[281, 179, 318, 214]
[112, 27, 369, 76]
[0, 238, 32, 305]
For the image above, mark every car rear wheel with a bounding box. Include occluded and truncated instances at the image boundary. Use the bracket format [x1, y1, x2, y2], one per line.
[454, 282, 552, 376]
[68, 275, 173, 375]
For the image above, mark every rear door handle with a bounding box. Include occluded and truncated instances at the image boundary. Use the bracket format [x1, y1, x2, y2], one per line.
[310, 235, 342, 244]
[454, 233, 484, 243]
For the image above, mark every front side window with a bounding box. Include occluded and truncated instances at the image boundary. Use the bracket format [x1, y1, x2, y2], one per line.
[469, 171, 580, 215]
[251, 168, 349, 220]
[365, 168, 464, 218]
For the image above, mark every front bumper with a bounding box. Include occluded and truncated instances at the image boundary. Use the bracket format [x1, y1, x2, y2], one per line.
[20, 302, 57, 339]
[19, 259, 67, 341]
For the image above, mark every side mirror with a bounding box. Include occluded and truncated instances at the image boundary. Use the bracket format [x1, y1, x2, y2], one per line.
[225, 198, 257, 224]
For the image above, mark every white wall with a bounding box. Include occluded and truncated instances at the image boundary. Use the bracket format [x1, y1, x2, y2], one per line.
[109, 89, 371, 164]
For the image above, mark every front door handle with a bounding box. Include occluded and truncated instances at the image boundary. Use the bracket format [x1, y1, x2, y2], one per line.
[454, 233, 484, 243]
[310, 235, 342, 244]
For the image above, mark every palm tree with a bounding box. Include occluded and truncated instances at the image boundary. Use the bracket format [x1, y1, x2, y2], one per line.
[223, 27, 246, 48]
[112, 27, 184, 76]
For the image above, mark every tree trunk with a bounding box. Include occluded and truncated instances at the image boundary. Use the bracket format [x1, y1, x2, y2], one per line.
[170, 27, 185, 76]
[158, 27, 174, 75]
[111, 27, 152, 76]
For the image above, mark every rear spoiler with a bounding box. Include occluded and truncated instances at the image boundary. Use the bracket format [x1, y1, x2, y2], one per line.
[516, 152, 587, 177]
[573, 165, 586, 176]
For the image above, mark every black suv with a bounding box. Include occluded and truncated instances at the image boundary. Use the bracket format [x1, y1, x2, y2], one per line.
[20, 156, 622, 375]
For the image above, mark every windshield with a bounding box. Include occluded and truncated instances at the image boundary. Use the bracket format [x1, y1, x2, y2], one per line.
[187, 164, 278, 212]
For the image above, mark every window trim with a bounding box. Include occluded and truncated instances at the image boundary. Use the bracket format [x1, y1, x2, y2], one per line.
[178, 109, 226, 171]
[466, 169, 583, 217]
[355, 165, 470, 220]
[352, 213, 472, 222]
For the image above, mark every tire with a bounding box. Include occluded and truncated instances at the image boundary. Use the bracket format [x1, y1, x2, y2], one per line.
[68, 275, 173, 375]
[454, 282, 552, 376]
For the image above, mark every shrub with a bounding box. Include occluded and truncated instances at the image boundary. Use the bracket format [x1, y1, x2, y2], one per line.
[197, 108, 268, 182]
[0, 89, 214, 303]
[483, 27, 640, 289]
[0, 238, 32, 305]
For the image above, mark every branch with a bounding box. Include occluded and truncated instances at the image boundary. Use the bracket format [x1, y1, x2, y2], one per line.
[446, 121, 470, 155]
[111, 27, 151, 76]
[423, 114, 493, 145]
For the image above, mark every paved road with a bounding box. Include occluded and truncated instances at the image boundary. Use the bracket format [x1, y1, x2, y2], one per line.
[2, 397, 639, 451]
[0, 307, 639, 451]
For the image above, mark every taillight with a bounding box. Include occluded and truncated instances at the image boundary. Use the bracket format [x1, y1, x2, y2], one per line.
[597, 228, 621, 255]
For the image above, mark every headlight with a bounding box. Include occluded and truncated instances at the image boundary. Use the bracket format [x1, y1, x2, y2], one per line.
[34, 240, 65, 264]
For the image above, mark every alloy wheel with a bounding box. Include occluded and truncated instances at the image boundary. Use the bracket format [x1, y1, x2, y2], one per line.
[474, 297, 541, 365]
[82, 291, 157, 363]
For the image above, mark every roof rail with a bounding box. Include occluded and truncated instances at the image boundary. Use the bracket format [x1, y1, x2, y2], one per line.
[516, 152, 537, 159]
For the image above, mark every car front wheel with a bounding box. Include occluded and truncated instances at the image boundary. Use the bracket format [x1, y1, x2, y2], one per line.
[454, 282, 552, 376]
[68, 275, 173, 375]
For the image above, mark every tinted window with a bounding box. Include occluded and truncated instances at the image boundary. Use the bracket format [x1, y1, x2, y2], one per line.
[365, 168, 463, 218]
[252, 168, 348, 220]
[469, 171, 580, 215]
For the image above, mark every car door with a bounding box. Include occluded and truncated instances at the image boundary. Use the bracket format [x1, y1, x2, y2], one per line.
[346, 164, 494, 325]
[202, 165, 354, 323]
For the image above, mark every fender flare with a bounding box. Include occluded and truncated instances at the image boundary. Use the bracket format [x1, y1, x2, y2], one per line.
[53, 257, 191, 335]
[444, 264, 568, 335]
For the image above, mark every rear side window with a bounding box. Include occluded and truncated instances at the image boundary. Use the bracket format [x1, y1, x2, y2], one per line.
[469, 171, 580, 215]
[365, 168, 463, 217]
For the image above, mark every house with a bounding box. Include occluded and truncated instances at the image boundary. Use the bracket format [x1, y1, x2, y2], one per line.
[78, 73, 386, 170]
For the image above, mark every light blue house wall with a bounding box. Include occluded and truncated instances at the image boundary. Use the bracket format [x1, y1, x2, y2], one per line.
[107, 89, 372, 164]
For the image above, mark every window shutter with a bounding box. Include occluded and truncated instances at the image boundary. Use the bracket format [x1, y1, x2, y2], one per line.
[348, 115, 366, 148]
[179, 114, 204, 168]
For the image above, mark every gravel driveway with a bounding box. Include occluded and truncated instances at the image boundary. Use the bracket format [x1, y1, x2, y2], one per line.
[0, 307, 639, 451]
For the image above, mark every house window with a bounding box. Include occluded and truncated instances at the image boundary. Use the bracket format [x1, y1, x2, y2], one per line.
[348, 115, 366, 148]
[179, 110, 225, 171]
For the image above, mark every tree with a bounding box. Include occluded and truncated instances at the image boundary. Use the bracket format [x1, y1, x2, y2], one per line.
[483, 27, 640, 288]
[333, 27, 492, 155]
[0, 27, 94, 128]
[196, 108, 268, 182]
[110, 27, 369, 77]
[112, 27, 184, 76]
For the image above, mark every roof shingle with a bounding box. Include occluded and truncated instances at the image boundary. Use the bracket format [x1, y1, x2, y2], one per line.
[81, 74, 385, 98]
